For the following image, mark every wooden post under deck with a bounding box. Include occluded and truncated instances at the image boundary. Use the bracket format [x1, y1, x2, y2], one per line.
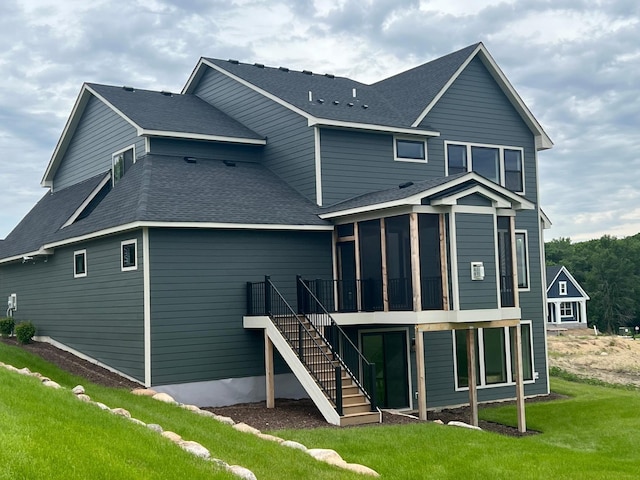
[512, 325, 526, 432]
[265, 330, 275, 409]
[415, 327, 427, 420]
[410, 213, 422, 312]
[380, 218, 389, 311]
[466, 328, 478, 427]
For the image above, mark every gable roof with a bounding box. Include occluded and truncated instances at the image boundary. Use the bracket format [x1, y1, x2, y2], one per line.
[319, 171, 535, 218]
[546, 265, 590, 299]
[2, 155, 330, 262]
[184, 43, 552, 149]
[41, 84, 264, 187]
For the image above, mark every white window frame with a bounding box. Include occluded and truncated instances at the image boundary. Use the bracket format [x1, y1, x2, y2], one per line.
[560, 302, 573, 317]
[121, 239, 138, 272]
[452, 321, 535, 391]
[111, 144, 136, 185]
[394, 136, 428, 163]
[74, 249, 87, 278]
[559, 281, 567, 295]
[444, 141, 525, 194]
[515, 230, 530, 291]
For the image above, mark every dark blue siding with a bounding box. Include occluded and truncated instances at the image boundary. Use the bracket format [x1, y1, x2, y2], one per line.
[193, 68, 317, 202]
[148, 228, 332, 385]
[54, 96, 145, 190]
[0, 232, 145, 381]
[548, 271, 584, 298]
[149, 137, 262, 162]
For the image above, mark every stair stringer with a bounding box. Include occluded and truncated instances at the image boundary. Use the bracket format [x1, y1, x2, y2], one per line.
[264, 320, 341, 426]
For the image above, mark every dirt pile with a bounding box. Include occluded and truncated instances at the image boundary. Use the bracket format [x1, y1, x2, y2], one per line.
[547, 328, 640, 387]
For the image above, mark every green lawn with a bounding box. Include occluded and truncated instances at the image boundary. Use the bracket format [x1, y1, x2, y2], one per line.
[2, 341, 640, 479]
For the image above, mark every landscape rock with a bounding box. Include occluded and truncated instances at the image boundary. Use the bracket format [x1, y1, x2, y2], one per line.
[281, 440, 307, 451]
[210, 458, 229, 469]
[72, 385, 85, 395]
[17, 367, 32, 376]
[256, 433, 284, 443]
[448, 421, 482, 431]
[152, 392, 177, 404]
[3, 364, 19, 373]
[76, 394, 91, 402]
[180, 404, 201, 413]
[162, 431, 182, 443]
[94, 402, 110, 410]
[233, 422, 261, 435]
[433, 419, 444, 425]
[195, 409, 216, 418]
[227, 465, 257, 480]
[128, 417, 146, 426]
[147, 424, 163, 433]
[343, 463, 381, 477]
[307, 448, 345, 467]
[111, 407, 132, 418]
[213, 414, 235, 425]
[131, 388, 158, 397]
[178, 440, 211, 459]
[42, 380, 61, 389]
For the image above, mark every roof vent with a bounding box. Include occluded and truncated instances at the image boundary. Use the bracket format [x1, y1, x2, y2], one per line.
[302, 70, 313, 75]
[122, 86, 134, 92]
[362, 104, 369, 109]
[333, 100, 340, 105]
[254, 63, 265, 68]
[184, 156, 197, 164]
[348, 102, 354, 107]
[160, 90, 173, 96]
[317, 98, 324, 104]
[399, 181, 414, 189]
[228, 59, 239, 64]
[279, 66, 289, 72]
[324, 73, 335, 79]
[223, 160, 236, 167]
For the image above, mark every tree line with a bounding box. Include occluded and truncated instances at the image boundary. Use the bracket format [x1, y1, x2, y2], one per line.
[545, 234, 640, 333]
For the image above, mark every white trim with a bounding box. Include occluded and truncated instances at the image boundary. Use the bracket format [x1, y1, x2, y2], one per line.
[330, 307, 521, 326]
[559, 281, 567, 295]
[430, 185, 513, 209]
[139, 130, 266, 145]
[33, 336, 143, 385]
[444, 140, 525, 195]
[319, 172, 534, 220]
[314, 126, 323, 206]
[560, 301, 574, 317]
[310, 118, 440, 137]
[412, 43, 553, 151]
[112, 144, 136, 186]
[144, 136, 150, 154]
[358, 327, 414, 411]
[120, 239, 138, 271]
[73, 249, 87, 278]
[393, 136, 428, 163]
[547, 266, 590, 300]
[143, 228, 151, 386]
[61, 174, 112, 228]
[515, 230, 531, 291]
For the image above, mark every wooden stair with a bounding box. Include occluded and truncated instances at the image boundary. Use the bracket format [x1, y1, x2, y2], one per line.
[273, 315, 380, 427]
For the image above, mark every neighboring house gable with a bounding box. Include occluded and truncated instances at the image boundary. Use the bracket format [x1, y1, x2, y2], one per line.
[546, 265, 590, 325]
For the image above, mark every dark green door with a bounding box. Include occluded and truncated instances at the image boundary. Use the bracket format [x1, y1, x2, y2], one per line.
[361, 331, 409, 409]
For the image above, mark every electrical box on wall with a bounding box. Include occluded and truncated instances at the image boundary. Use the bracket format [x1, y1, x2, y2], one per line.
[7, 293, 17, 311]
[471, 262, 485, 281]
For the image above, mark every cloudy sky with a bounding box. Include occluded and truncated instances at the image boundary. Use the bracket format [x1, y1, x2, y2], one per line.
[0, 0, 638, 242]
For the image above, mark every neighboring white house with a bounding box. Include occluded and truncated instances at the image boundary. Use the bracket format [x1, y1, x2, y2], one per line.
[546, 265, 590, 326]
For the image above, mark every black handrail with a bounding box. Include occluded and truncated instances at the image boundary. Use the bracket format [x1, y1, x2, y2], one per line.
[297, 276, 377, 411]
[251, 276, 345, 414]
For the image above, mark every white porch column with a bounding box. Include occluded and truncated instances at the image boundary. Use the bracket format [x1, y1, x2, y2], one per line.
[579, 301, 588, 324]
[554, 301, 562, 324]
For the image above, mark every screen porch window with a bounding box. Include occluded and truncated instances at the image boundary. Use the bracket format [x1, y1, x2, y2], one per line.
[394, 138, 426, 162]
[515, 231, 529, 289]
[74, 250, 87, 278]
[112, 146, 134, 185]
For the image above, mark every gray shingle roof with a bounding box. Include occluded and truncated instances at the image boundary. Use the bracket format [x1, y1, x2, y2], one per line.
[88, 83, 264, 141]
[203, 43, 479, 129]
[1, 155, 329, 259]
[546, 265, 563, 288]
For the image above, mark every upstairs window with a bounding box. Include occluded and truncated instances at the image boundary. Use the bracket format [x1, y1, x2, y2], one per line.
[446, 142, 524, 193]
[515, 231, 529, 290]
[559, 281, 567, 295]
[74, 250, 87, 278]
[112, 146, 135, 185]
[394, 137, 427, 162]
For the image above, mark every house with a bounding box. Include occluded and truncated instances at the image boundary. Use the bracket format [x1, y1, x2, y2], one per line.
[0, 43, 552, 428]
[546, 265, 589, 326]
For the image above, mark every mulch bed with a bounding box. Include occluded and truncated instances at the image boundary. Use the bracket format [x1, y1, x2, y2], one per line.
[2, 338, 561, 436]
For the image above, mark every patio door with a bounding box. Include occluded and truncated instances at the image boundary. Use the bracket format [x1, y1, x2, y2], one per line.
[361, 330, 410, 409]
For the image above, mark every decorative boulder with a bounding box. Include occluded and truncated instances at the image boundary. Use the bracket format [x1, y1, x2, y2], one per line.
[72, 385, 85, 395]
[227, 465, 257, 480]
[152, 392, 177, 404]
[178, 440, 211, 459]
[131, 388, 158, 397]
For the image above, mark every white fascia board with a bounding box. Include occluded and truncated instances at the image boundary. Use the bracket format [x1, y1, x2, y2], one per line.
[319, 172, 534, 219]
[140, 130, 266, 145]
[540, 208, 553, 229]
[308, 118, 440, 137]
[557, 266, 591, 300]
[0, 248, 54, 265]
[412, 43, 553, 151]
[430, 184, 512, 208]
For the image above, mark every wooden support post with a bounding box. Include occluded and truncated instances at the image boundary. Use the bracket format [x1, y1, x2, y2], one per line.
[512, 325, 526, 432]
[415, 327, 427, 420]
[439, 214, 449, 310]
[264, 330, 275, 409]
[354, 222, 362, 312]
[509, 216, 520, 308]
[410, 212, 422, 312]
[466, 328, 478, 427]
[380, 218, 389, 311]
